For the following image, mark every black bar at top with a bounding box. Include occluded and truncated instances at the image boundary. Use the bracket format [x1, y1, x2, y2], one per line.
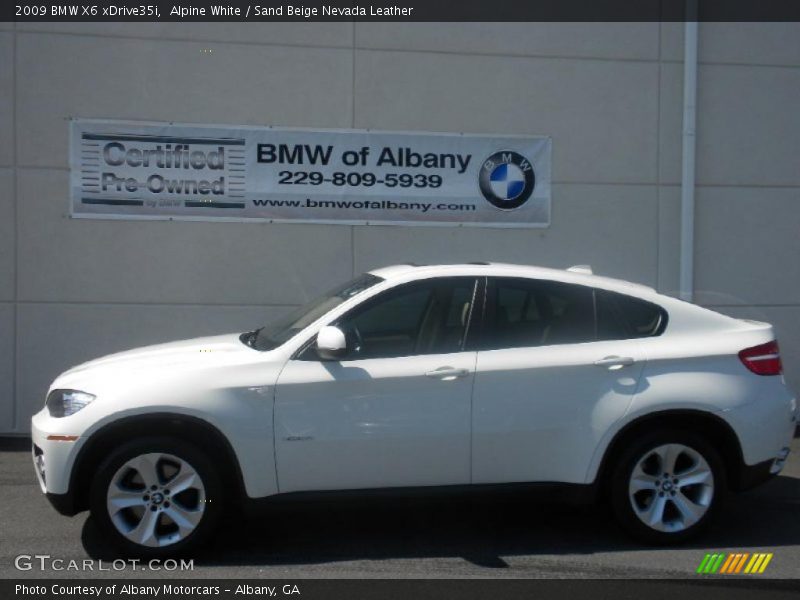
[6, 0, 800, 22]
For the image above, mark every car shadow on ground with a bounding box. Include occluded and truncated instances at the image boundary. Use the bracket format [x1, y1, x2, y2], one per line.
[81, 473, 800, 569]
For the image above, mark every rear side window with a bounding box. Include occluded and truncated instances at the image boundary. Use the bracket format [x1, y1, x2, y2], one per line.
[595, 289, 666, 340]
[482, 278, 595, 349]
[481, 278, 667, 350]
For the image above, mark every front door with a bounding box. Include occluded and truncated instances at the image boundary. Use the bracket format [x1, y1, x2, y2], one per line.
[274, 277, 480, 493]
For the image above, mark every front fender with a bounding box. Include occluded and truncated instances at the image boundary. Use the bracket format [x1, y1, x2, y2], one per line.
[35, 358, 285, 499]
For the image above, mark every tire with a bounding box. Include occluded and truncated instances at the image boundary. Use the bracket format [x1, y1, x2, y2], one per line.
[89, 436, 224, 558]
[610, 429, 725, 544]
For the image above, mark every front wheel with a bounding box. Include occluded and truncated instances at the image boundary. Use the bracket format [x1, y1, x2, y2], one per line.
[90, 437, 223, 557]
[610, 430, 725, 544]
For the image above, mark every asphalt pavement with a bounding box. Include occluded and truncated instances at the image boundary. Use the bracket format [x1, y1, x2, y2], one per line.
[1, 435, 798, 579]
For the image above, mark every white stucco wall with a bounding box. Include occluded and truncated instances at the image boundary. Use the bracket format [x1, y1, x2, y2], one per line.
[1, 22, 798, 432]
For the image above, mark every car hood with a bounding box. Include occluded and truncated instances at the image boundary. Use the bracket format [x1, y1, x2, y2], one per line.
[53, 333, 262, 391]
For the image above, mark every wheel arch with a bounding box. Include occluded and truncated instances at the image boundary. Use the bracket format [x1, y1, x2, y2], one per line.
[69, 413, 247, 514]
[593, 409, 747, 494]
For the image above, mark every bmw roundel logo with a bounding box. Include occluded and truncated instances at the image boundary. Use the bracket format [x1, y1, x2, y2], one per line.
[478, 150, 536, 210]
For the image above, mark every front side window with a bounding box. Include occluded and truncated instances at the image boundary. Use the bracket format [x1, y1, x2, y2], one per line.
[245, 273, 384, 351]
[303, 277, 478, 360]
[482, 277, 595, 349]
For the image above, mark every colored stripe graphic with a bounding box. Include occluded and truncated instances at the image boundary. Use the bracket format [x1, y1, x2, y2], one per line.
[698, 552, 772, 575]
[698, 553, 726, 574]
[758, 554, 773, 573]
[750, 554, 764, 573]
[696, 554, 712, 574]
[711, 554, 726, 573]
[735, 553, 749, 573]
[745, 554, 759, 573]
[729, 553, 742, 573]
[719, 554, 736, 573]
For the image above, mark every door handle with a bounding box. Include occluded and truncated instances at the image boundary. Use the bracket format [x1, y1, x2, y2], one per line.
[425, 367, 470, 381]
[593, 356, 635, 370]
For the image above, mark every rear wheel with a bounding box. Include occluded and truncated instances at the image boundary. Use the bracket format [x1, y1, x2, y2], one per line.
[610, 430, 725, 544]
[90, 437, 223, 557]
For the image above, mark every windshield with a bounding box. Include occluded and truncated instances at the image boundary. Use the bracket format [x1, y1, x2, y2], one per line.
[243, 273, 384, 351]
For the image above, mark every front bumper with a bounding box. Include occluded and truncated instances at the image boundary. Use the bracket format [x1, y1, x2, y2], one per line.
[31, 409, 86, 500]
[44, 491, 79, 516]
[31, 440, 81, 516]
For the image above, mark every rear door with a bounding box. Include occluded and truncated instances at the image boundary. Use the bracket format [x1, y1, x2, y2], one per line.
[471, 277, 653, 485]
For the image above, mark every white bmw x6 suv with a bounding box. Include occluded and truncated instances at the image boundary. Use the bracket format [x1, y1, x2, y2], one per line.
[32, 263, 796, 556]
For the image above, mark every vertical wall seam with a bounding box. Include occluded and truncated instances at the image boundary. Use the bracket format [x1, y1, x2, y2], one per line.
[680, 16, 699, 302]
[655, 22, 662, 292]
[351, 17, 357, 277]
[351, 226, 356, 277]
[351, 17, 356, 129]
[11, 25, 18, 431]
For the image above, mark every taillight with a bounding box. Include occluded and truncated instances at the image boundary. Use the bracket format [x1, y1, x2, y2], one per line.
[739, 340, 782, 376]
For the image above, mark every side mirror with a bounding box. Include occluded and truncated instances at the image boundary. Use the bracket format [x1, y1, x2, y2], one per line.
[316, 325, 347, 360]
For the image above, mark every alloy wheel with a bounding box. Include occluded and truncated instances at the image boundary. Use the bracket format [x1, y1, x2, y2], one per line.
[106, 452, 206, 547]
[628, 443, 714, 533]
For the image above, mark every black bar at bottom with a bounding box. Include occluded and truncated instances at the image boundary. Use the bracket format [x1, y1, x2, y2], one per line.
[4, 579, 800, 600]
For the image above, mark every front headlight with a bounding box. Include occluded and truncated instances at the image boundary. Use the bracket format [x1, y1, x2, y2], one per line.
[45, 389, 95, 418]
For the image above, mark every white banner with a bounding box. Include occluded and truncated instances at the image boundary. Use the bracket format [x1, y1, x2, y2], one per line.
[71, 119, 551, 227]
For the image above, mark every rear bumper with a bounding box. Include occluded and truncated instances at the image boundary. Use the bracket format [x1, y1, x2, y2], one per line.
[722, 380, 796, 469]
[729, 437, 791, 491]
[733, 458, 779, 491]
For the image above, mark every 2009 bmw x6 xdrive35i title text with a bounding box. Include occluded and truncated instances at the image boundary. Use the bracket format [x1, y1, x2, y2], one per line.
[32, 263, 797, 556]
